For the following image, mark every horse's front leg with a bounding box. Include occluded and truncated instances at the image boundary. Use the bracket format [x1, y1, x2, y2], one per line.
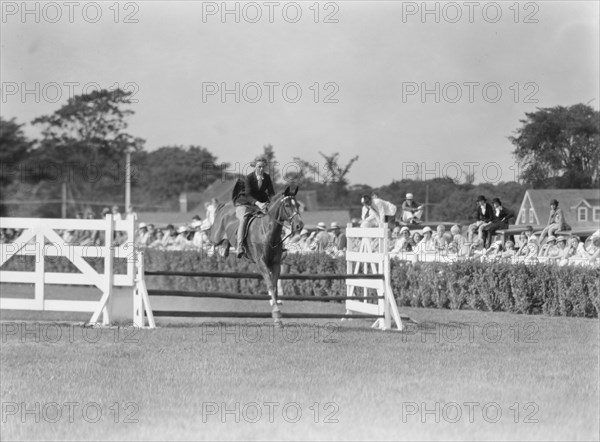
[269, 262, 283, 306]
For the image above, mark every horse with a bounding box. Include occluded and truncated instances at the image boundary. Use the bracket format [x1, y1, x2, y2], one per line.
[208, 186, 304, 323]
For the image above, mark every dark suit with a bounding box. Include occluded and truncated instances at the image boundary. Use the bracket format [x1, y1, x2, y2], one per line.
[244, 172, 275, 205]
[235, 172, 275, 250]
[483, 206, 514, 247]
[476, 203, 494, 222]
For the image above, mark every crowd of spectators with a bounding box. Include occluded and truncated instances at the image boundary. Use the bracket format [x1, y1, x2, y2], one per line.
[2, 194, 597, 267]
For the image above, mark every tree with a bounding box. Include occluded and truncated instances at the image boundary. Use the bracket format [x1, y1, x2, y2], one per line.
[292, 152, 359, 205]
[30, 89, 145, 206]
[260, 144, 281, 184]
[0, 117, 33, 187]
[132, 146, 227, 206]
[509, 104, 599, 188]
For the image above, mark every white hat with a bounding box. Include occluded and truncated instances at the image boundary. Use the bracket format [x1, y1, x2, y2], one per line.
[400, 226, 410, 233]
[406, 193, 413, 199]
[329, 222, 339, 230]
[317, 222, 327, 230]
[177, 226, 188, 234]
[422, 226, 432, 233]
[547, 235, 556, 241]
[139, 222, 147, 229]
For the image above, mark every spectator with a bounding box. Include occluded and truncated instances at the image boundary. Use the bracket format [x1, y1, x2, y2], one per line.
[371, 192, 397, 225]
[329, 222, 347, 252]
[539, 235, 558, 258]
[413, 226, 435, 253]
[501, 240, 517, 262]
[411, 231, 423, 248]
[448, 224, 467, 255]
[126, 205, 138, 220]
[111, 205, 122, 221]
[360, 195, 379, 227]
[311, 222, 331, 252]
[539, 199, 570, 244]
[482, 198, 514, 248]
[149, 230, 165, 248]
[101, 207, 111, 219]
[433, 225, 449, 251]
[391, 226, 415, 253]
[202, 198, 219, 230]
[467, 195, 493, 243]
[390, 225, 402, 251]
[136, 223, 148, 246]
[401, 193, 423, 224]
[161, 224, 177, 247]
[173, 226, 193, 249]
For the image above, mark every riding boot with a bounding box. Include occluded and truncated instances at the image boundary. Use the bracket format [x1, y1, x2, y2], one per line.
[236, 215, 248, 258]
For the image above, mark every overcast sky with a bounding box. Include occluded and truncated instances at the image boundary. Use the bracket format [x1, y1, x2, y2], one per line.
[2, 0, 598, 187]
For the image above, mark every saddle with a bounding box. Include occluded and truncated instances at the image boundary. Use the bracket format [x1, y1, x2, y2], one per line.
[241, 207, 267, 242]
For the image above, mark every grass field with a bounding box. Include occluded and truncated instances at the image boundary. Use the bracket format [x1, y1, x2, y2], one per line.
[1, 284, 598, 441]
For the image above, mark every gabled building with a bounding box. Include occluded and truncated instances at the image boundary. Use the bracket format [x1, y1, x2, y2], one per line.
[516, 189, 600, 229]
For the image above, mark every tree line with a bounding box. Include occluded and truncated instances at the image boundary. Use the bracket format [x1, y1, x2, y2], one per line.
[1, 88, 598, 222]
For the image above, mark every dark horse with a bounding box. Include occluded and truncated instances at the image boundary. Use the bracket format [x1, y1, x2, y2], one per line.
[209, 186, 304, 321]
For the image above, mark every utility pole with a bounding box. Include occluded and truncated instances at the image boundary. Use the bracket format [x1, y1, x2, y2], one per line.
[125, 151, 131, 211]
[61, 181, 67, 218]
[425, 184, 429, 222]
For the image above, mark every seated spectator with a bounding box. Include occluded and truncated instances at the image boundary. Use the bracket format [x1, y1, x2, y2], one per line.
[433, 225, 449, 251]
[412, 231, 423, 247]
[161, 224, 177, 247]
[448, 225, 468, 255]
[401, 193, 423, 224]
[389, 226, 402, 251]
[539, 235, 558, 257]
[516, 226, 538, 256]
[148, 230, 165, 248]
[581, 236, 600, 263]
[501, 240, 517, 262]
[467, 238, 486, 259]
[328, 222, 347, 253]
[467, 195, 493, 243]
[141, 224, 157, 247]
[539, 199, 570, 244]
[413, 226, 435, 253]
[311, 222, 331, 252]
[483, 198, 513, 248]
[482, 240, 503, 262]
[172, 226, 193, 249]
[392, 226, 416, 253]
[126, 205, 138, 220]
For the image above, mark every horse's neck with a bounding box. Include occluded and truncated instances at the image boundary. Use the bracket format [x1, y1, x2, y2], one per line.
[266, 203, 284, 245]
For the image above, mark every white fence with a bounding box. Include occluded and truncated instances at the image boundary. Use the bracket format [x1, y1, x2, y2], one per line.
[0, 217, 135, 325]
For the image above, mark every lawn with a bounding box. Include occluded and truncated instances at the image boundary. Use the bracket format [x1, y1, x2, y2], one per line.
[0, 284, 598, 441]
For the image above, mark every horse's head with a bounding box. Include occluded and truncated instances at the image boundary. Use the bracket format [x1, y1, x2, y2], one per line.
[278, 186, 304, 234]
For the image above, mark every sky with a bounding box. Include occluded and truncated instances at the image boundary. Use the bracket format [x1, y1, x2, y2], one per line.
[1, 0, 599, 187]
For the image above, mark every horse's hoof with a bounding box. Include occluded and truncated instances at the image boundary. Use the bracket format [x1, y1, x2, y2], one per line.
[274, 320, 283, 328]
[270, 300, 283, 306]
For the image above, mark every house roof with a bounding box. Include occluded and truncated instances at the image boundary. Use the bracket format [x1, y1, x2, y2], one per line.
[517, 188, 600, 228]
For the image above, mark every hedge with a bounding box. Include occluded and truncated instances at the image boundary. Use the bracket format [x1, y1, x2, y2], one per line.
[2, 250, 598, 318]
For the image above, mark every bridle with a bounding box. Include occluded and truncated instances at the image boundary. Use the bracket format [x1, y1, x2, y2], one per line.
[268, 195, 302, 247]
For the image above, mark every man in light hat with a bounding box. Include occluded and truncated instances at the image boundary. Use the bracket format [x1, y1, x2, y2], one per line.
[329, 221, 347, 252]
[312, 222, 331, 252]
[401, 193, 423, 224]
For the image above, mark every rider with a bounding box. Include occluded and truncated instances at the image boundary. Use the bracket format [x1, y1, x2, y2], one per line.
[235, 158, 275, 258]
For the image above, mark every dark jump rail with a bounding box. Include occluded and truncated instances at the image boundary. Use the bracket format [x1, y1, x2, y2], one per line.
[145, 270, 384, 280]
